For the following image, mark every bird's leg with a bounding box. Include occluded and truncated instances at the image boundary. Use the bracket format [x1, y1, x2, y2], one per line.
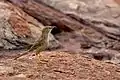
[35, 46, 49, 64]
[35, 46, 43, 59]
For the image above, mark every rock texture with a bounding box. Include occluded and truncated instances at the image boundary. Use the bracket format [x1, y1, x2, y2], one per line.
[0, 1, 45, 49]
[1, 0, 120, 79]
[1, 51, 120, 80]
[37, 0, 120, 63]
[0, 0, 119, 61]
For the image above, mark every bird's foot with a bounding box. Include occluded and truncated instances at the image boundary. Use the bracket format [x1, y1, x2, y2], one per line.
[36, 53, 49, 64]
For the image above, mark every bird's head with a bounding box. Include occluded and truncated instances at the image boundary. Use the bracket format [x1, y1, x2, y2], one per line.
[42, 26, 54, 35]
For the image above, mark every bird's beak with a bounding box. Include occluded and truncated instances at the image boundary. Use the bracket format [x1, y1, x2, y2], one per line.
[46, 26, 55, 29]
[51, 26, 55, 29]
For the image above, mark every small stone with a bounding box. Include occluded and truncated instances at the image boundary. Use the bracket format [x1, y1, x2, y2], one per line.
[0, 65, 14, 74]
[14, 74, 26, 78]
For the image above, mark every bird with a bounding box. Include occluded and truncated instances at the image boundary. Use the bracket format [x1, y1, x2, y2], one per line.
[14, 26, 54, 60]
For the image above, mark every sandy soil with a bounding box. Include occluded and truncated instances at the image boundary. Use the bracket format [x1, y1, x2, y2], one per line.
[0, 50, 120, 80]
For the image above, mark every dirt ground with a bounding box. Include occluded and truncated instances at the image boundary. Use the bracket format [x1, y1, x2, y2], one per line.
[0, 50, 120, 80]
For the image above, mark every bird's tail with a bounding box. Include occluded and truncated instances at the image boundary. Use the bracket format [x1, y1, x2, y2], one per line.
[13, 51, 30, 60]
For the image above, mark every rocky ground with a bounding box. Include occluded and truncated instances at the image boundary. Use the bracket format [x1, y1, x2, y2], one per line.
[1, 51, 120, 80]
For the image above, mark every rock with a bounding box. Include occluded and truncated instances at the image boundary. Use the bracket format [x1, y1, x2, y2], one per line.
[0, 1, 50, 50]
[39, 0, 120, 51]
[85, 48, 120, 61]
[14, 74, 26, 78]
[0, 65, 14, 74]
[40, 0, 120, 20]
[48, 33, 61, 50]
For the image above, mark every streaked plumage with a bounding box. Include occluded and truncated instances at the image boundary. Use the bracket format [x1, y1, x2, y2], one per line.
[14, 26, 53, 60]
